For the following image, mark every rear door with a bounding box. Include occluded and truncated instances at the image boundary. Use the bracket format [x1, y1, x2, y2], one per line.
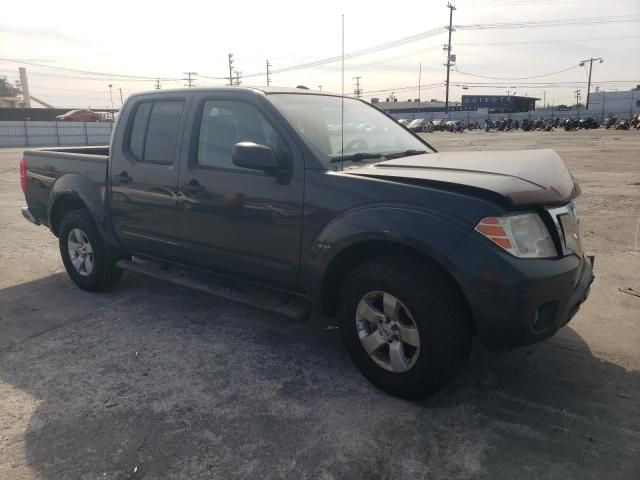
[109, 96, 187, 261]
[175, 92, 304, 290]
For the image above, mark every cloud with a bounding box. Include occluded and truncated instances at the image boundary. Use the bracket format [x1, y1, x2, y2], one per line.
[0, 24, 82, 44]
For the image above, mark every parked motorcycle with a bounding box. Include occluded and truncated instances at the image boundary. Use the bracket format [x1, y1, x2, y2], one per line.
[615, 119, 630, 130]
[563, 118, 577, 131]
[579, 117, 599, 129]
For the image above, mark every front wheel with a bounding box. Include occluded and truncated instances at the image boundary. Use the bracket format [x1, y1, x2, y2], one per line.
[338, 255, 472, 400]
[59, 209, 123, 292]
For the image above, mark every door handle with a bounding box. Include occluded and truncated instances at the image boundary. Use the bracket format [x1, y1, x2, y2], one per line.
[182, 179, 205, 194]
[115, 171, 132, 184]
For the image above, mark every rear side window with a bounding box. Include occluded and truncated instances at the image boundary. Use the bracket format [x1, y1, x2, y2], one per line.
[127, 100, 184, 164]
[129, 102, 152, 159]
[144, 101, 184, 164]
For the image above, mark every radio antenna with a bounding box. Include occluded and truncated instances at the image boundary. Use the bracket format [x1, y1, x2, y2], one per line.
[340, 14, 345, 171]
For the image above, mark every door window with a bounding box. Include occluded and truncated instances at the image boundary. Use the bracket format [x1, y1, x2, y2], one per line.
[196, 100, 288, 170]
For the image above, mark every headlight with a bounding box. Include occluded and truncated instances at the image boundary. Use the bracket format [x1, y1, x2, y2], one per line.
[475, 213, 557, 258]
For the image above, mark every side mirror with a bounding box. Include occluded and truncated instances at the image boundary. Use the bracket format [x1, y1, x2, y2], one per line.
[232, 142, 278, 173]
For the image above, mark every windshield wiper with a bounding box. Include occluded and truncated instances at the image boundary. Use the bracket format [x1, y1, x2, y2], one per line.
[329, 152, 384, 163]
[383, 149, 427, 159]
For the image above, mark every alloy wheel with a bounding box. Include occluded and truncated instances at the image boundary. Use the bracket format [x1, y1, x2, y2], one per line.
[67, 228, 94, 277]
[355, 291, 420, 373]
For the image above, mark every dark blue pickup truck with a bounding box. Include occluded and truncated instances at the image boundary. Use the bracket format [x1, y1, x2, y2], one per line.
[20, 87, 593, 399]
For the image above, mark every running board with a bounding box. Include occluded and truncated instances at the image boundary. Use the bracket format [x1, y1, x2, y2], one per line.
[116, 259, 310, 320]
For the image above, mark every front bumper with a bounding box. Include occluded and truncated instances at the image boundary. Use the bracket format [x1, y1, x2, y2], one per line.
[448, 232, 595, 350]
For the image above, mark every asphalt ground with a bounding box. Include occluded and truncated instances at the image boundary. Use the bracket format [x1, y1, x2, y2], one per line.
[1, 129, 639, 479]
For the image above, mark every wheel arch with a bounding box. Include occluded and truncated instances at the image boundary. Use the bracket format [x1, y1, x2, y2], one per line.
[49, 193, 88, 236]
[319, 239, 475, 335]
[46, 173, 126, 257]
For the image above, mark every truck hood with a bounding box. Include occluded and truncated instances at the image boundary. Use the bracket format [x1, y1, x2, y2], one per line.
[345, 149, 579, 207]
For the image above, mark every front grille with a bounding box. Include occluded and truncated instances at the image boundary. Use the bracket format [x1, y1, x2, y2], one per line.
[547, 202, 583, 257]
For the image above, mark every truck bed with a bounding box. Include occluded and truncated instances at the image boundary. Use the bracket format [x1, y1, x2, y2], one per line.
[23, 146, 110, 227]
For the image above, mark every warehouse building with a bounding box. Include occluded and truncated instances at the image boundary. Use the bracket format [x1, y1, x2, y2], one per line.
[461, 95, 537, 113]
[587, 86, 640, 116]
[371, 98, 474, 114]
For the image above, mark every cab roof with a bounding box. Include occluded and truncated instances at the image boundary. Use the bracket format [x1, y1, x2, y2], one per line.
[131, 86, 340, 98]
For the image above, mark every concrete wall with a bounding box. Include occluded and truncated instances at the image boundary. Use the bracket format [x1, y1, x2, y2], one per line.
[0, 121, 113, 148]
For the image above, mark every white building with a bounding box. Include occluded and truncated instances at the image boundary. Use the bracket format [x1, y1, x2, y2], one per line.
[587, 86, 640, 116]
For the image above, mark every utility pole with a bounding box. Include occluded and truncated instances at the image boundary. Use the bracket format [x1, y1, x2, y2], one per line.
[183, 72, 197, 88]
[234, 70, 242, 86]
[575, 89, 581, 108]
[228, 54, 234, 86]
[443, 2, 456, 114]
[418, 62, 422, 104]
[543, 91, 546, 109]
[266, 60, 272, 86]
[579, 57, 604, 110]
[119, 88, 124, 106]
[353, 76, 362, 99]
[154, 78, 161, 90]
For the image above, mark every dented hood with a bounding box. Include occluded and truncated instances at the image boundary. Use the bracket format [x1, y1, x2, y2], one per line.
[346, 149, 580, 207]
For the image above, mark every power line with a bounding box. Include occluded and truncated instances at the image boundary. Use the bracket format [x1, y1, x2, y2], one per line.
[456, 34, 640, 47]
[210, 15, 638, 80]
[0, 57, 178, 80]
[364, 83, 445, 95]
[456, 15, 640, 31]
[454, 64, 580, 80]
[239, 27, 445, 78]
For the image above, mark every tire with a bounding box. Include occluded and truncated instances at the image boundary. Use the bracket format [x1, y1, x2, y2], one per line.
[58, 209, 123, 292]
[338, 255, 472, 400]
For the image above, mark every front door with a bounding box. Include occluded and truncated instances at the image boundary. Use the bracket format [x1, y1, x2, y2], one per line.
[110, 97, 187, 261]
[176, 95, 304, 290]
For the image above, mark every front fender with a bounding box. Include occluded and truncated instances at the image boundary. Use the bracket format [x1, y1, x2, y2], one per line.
[303, 205, 472, 303]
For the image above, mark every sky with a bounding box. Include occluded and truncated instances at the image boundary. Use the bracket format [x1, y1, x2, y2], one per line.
[1, 0, 639, 109]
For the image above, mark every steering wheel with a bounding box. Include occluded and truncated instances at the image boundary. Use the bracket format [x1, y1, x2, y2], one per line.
[340, 138, 369, 153]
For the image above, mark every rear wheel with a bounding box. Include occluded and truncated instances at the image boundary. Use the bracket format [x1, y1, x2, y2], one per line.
[338, 255, 471, 399]
[59, 209, 123, 291]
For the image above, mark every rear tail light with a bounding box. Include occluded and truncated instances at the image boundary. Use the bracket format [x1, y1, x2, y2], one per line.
[19, 158, 27, 194]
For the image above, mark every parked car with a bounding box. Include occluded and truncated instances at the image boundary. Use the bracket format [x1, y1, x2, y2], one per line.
[397, 118, 410, 126]
[431, 118, 447, 131]
[406, 118, 432, 133]
[55, 109, 103, 122]
[20, 87, 594, 399]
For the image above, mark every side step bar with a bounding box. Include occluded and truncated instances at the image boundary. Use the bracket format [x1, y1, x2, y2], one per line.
[116, 259, 310, 320]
